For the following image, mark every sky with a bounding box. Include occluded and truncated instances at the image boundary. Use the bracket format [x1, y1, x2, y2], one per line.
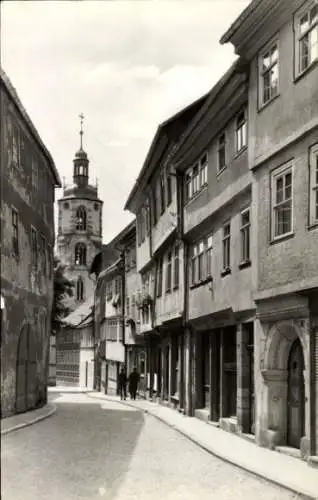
[2, 0, 250, 244]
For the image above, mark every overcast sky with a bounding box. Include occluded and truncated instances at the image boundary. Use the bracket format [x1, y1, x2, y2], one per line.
[2, 0, 250, 244]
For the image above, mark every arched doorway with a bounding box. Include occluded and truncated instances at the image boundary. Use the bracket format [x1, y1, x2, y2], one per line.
[287, 338, 305, 448]
[16, 325, 37, 413]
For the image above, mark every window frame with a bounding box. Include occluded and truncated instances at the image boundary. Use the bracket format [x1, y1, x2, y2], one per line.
[309, 143, 318, 226]
[32, 158, 38, 190]
[74, 242, 87, 266]
[165, 250, 172, 293]
[160, 174, 166, 215]
[222, 222, 231, 271]
[185, 152, 208, 203]
[270, 161, 294, 241]
[156, 257, 163, 298]
[76, 206, 87, 231]
[217, 133, 226, 172]
[294, 2, 318, 78]
[236, 109, 247, 153]
[166, 169, 172, 206]
[240, 208, 251, 264]
[206, 235, 213, 277]
[258, 38, 279, 108]
[173, 244, 180, 289]
[12, 207, 19, 257]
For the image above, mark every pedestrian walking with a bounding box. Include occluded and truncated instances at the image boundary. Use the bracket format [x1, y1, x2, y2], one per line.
[118, 367, 127, 400]
[128, 367, 140, 400]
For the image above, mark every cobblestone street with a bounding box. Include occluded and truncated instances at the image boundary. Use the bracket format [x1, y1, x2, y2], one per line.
[1, 392, 304, 500]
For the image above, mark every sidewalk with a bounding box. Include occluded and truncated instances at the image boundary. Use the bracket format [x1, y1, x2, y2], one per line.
[87, 391, 318, 500]
[1, 403, 57, 436]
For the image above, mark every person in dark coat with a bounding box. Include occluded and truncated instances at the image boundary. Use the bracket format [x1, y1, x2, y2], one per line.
[128, 368, 140, 400]
[118, 367, 127, 400]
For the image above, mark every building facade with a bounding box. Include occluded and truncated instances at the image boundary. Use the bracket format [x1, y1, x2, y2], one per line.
[56, 118, 103, 312]
[55, 298, 94, 388]
[172, 59, 255, 434]
[221, 0, 318, 460]
[0, 69, 61, 417]
[125, 96, 208, 408]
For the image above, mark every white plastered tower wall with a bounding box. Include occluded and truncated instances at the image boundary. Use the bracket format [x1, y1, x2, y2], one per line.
[56, 118, 103, 312]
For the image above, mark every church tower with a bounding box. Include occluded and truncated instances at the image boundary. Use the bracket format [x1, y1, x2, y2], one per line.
[57, 114, 103, 311]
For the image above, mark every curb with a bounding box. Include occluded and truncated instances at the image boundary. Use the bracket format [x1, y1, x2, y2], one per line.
[87, 392, 317, 500]
[1, 404, 57, 436]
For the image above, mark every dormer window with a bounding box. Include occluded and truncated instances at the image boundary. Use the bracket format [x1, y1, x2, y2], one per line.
[76, 206, 87, 231]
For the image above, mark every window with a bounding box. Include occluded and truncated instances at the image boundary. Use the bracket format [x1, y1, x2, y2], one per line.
[309, 144, 318, 225]
[166, 251, 172, 292]
[200, 154, 208, 186]
[76, 277, 84, 301]
[156, 257, 163, 297]
[198, 241, 205, 281]
[76, 206, 87, 231]
[174, 245, 179, 289]
[191, 244, 198, 285]
[32, 159, 38, 189]
[152, 191, 157, 226]
[63, 202, 69, 210]
[192, 164, 199, 194]
[295, 3, 318, 75]
[240, 209, 251, 263]
[160, 175, 165, 214]
[12, 208, 19, 256]
[259, 41, 279, 106]
[185, 153, 208, 202]
[236, 110, 247, 152]
[40, 234, 46, 272]
[271, 163, 293, 239]
[222, 222, 231, 271]
[191, 234, 213, 285]
[186, 170, 193, 201]
[206, 236, 213, 277]
[75, 243, 87, 265]
[167, 171, 172, 206]
[94, 203, 99, 211]
[218, 133, 226, 172]
[31, 227, 37, 267]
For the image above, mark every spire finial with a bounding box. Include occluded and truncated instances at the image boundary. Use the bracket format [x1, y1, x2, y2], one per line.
[79, 113, 84, 149]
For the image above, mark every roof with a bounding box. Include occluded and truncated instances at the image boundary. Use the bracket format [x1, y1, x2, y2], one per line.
[0, 67, 61, 187]
[124, 92, 209, 212]
[171, 59, 244, 167]
[219, 0, 260, 45]
[98, 257, 122, 280]
[62, 296, 94, 327]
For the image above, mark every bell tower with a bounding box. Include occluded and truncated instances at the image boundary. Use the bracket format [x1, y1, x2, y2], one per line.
[56, 114, 103, 311]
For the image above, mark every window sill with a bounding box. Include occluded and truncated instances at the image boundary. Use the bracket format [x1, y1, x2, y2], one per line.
[165, 289, 171, 294]
[190, 276, 213, 290]
[184, 184, 208, 207]
[221, 267, 231, 277]
[234, 145, 248, 160]
[216, 166, 227, 177]
[238, 260, 251, 270]
[270, 232, 295, 245]
[308, 221, 318, 231]
[258, 93, 280, 113]
[294, 59, 318, 84]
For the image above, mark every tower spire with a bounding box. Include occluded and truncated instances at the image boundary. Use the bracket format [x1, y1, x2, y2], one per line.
[79, 113, 84, 150]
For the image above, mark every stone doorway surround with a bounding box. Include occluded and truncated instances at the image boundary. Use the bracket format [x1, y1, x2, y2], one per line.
[258, 315, 311, 459]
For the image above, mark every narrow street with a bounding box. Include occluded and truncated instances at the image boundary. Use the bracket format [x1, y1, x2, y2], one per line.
[1, 392, 303, 500]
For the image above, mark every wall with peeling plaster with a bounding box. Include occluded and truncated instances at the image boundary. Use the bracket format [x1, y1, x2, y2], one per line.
[0, 81, 57, 417]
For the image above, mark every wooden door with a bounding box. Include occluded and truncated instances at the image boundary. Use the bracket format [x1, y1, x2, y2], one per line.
[16, 325, 37, 413]
[287, 338, 305, 448]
